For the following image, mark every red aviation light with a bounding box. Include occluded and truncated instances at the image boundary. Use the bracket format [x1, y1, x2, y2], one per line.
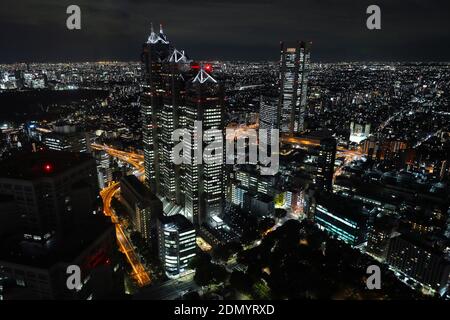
[43, 163, 53, 173]
[204, 64, 213, 73]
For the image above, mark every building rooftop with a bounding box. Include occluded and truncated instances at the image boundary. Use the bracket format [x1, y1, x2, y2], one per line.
[316, 192, 372, 223]
[394, 232, 449, 257]
[120, 175, 158, 202]
[0, 151, 93, 180]
[158, 214, 194, 232]
[0, 216, 113, 269]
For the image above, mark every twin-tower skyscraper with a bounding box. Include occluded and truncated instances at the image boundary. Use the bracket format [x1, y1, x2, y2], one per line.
[141, 24, 225, 227]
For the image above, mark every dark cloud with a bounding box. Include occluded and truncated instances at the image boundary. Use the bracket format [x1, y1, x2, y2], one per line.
[0, 0, 449, 63]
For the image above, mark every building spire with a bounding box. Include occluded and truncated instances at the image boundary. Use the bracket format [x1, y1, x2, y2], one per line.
[147, 22, 169, 44]
[193, 64, 217, 84]
[169, 48, 189, 63]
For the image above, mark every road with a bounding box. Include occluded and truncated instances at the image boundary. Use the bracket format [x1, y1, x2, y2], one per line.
[92, 143, 145, 177]
[96, 143, 151, 287]
[100, 182, 120, 223]
[116, 223, 151, 286]
[334, 147, 364, 183]
[134, 273, 198, 300]
[413, 129, 442, 149]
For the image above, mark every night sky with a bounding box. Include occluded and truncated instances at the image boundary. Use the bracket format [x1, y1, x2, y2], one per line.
[0, 0, 449, 63]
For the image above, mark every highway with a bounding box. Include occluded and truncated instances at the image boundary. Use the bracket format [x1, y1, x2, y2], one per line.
[96, 144, 151, 287]
[92, 143, 145, 177]
[116, 223, 151, 286]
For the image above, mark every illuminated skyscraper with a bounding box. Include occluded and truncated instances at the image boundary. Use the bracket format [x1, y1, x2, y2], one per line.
[141, 26, 224, 226]
[159, 49, 191, 205]
[279, 41, 311, 135]
[157, 214, 196, 278]
[184, 66, 225, 226]
[259, 91, 279, 143]
[141, 23, 170, 193]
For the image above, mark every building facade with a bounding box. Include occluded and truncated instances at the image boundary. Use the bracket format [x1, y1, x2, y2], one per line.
[184, 67, 225, 226]
[279, 41, 311, 135]
[120, 175, 163, 241]
[157, 214, 196, 278]
[141, 23, 170, 193]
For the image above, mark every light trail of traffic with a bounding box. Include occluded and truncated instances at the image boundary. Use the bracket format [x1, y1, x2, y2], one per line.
[92, 143, 144, 171]
[116, 224, 151, 286]
[96, 144, 151, 287]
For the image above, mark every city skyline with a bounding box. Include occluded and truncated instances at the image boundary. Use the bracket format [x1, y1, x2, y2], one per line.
[0, 1, 449, 304]
[1, 0, 450, 63]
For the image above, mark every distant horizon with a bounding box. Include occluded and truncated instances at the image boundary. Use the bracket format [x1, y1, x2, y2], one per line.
[2, 59, 450, 66]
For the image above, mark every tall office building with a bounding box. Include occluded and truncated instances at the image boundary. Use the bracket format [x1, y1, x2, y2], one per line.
[93, 150, 113, 189]
[289, 130, 336, 192]
[141, 23, 170, 193]
[259, 91, 279, 143]
[141, 25, 225, 227]
[387, 233, 450, 293]
[279, 41, 311, 135]
[0, 151, 123, 299]
[184, 66, 225, 226]
[159, 49, 191, 205]
[366, 214, 397, 261]
[120, 175, 163, 241]
[0, 151, 100, 241]
[0, 195, 18, 236]
[157, 214, 196, 278]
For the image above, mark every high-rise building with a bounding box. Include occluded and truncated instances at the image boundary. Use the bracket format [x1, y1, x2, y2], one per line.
[243, 192, 275, 217]
[0, 151, 100, 241]
[157, 214, 196, 278]
[0, 195, 18, 237]
[93, 150, 113, 189]
[279, 41, 311, 135]
[120, 175, 163, 241]
[232, 165, 275, 197]
[141, 23, 170, 193]
[0, 220, 123, 300]
[159, 49, 191, 205]
[259, 91, 279, 143]
[0, 151, 123, 300]
[230, 182, 247, 208]
[387, 233, 450, 294]
[141, 25, 225, 227]
[184, 66, 225, 226]
[366, 214, 398, 261]
[283, 130, 336, 192]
